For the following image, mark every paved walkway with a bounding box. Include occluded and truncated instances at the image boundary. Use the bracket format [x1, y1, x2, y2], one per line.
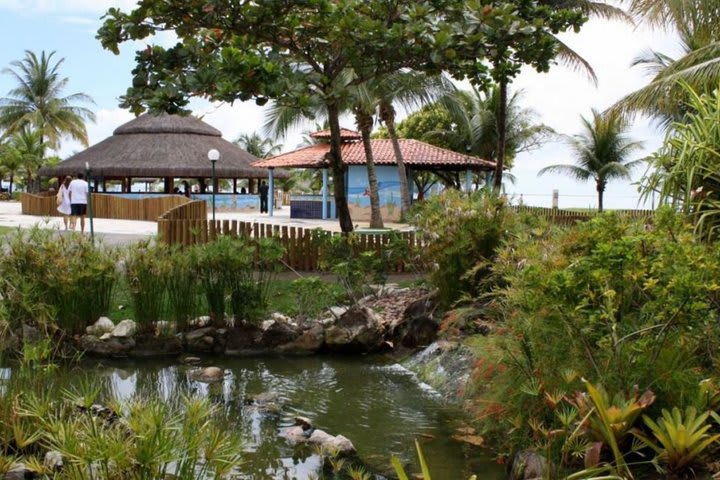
[0, 201, 412, 246]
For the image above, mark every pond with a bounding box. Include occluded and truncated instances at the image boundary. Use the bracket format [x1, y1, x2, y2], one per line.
[19, 355, 507, 479]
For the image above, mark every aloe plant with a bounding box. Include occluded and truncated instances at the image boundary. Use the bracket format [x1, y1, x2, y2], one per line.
[635, 406, 720, 474]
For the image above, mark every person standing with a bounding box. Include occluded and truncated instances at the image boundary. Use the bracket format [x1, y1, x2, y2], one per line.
[68, 173, 89, 233]
[259, 180, 269, 213]
[56, 176, 73, 230]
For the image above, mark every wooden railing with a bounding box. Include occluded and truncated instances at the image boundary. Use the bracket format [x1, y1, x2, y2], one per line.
[21, 193, 192, 221]
[157, 219, 420, 272]
[159, 200, 208, 221]
[512, 206, 654, 226]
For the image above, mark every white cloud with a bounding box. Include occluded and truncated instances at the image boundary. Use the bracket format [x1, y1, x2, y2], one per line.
[0, 0, 135, 14]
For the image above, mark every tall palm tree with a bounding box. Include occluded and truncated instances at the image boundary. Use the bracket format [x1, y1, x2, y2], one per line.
[235, 132, 282, 159]
[538, 109, 644, 211]
[611, 0, 720, 123]
[376, 73, 455, 215]
[0, 50, 95, 152]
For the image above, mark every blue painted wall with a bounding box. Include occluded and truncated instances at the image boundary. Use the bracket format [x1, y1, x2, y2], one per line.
[346, 165, 403, 221]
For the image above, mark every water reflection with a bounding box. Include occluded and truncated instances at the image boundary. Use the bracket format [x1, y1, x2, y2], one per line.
[44, 356, 505, 479]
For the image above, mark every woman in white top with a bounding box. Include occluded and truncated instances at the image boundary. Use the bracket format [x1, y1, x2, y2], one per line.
[57, 176, 73, 230]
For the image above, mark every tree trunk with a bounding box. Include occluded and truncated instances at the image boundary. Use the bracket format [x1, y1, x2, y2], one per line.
[356, 110, 384, 229]
[327, 102, 354, 232]
[597, 181, 605, 212]
[493, 79, 508, 190]
[8, 172, 13, 195]
[380, 101, 411, 216]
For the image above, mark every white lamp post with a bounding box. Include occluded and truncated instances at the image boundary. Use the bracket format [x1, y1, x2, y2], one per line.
[208, 149, 220, 223]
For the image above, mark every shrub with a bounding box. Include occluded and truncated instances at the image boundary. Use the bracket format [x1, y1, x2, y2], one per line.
[163, 246, 199, 331]
[409, 190, 516, 309]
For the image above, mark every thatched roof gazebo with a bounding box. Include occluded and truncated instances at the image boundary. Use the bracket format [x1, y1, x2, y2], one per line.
[39, 113, 287, 194]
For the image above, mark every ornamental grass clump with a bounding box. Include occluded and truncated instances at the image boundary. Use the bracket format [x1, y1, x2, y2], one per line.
[164, 246, 199, 332]
[124, 241, 168, 330]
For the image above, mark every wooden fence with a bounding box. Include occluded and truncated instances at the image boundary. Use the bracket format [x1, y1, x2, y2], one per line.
[159, 200, 208, 221]
[157, 219, 421, 272]
[21, 193, 192, 221]
[512, 206, 654, 227]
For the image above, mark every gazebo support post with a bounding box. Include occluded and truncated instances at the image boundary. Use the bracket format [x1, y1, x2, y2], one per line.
[268, 169, 275, 217]
[164, 177, 171, 193]
[322, 168, 328, 220]
[233, 178, 237, 194]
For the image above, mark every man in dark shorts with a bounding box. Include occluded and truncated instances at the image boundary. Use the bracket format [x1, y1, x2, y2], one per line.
[259, 180, 269, 213]
[68, 173, 89, 233]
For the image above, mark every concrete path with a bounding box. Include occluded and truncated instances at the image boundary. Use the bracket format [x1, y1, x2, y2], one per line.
[0, 201, 412, 246]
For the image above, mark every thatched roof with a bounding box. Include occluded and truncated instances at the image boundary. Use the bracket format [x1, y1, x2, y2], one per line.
[39, 113, 288, 179]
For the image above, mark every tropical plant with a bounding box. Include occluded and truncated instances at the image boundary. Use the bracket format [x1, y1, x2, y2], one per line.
[640, 82, 720, 240]
[612, 0, 720, 123]
[235, 131, 282, 159]
[635, 407, 720, 475]
[124, 242, 168, 330]
[538, 109, 643, 211]
[0, 50, 95, 152]
[392, 439, 477, 480]
[2, 127, 46, 193]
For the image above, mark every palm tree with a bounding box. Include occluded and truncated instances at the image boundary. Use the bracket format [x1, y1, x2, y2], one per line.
[235, 132, 282, 159]
[3, 128, 46, 193]
[538, 109, 644, 211]
[0, 50, 95, 152]
[611, 0, 720, 123]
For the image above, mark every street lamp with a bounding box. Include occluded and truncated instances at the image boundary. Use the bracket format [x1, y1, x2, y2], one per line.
[85, 162, 95, 245]
[208, 149, 220, 223]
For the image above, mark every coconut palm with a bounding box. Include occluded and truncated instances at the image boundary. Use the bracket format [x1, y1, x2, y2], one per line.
[538, 109, 644, 211]
[0, 50, 95, 152]
[611, 0, 720, 123]
[2, 128, 46, 193]
[235, 132, 282, 159]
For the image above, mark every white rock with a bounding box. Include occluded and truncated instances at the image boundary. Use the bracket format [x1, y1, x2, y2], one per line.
[188, 366, 225, 383]
[44, 450, 63, 470]
[261, 319, 274, 330]
[192, 316, 211, 327]
[329, 435, 357, 456]
[307, 429, 334, 445]
[112, 319, 137, 338]
[329, 306, 348, 318]
[87, 317, 115, 335]
[99, 333, 112, 341]
[271, 312, 292, 323]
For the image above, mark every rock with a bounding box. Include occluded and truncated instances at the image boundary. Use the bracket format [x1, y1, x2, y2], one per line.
[86, 316, 115, 336]
[452, 434, 484, 447]
[404, 341, 474, 403]
[295, 416, 313, 430]
[188, 366, 225, 383]
[308, 430, 357, 456]
[277, 323, 324, 354]
[192, 315, 211, 327]
[250, 391, 279, 404]
[5, 462, 31, 480]
[44, 450, 63, 470]
[100, 333, 112, 340]
[285, 425, 310, 442]
[112, 319, 137, 338]
[78, 334, 135, 356]
[185, 327, 217, 352]
[130, 334, 183, 357]
[182, 356, 202, 365]
[271, 312, 293, 323]
[21, 323, 42, 344]
[508, 450, 549, 480]
[390, 293, 438, 348]
[224, 324, 265, 356]
[261, 318, 300, 347]
[325, 306, 385, 353]
[329, 306, 348, 318]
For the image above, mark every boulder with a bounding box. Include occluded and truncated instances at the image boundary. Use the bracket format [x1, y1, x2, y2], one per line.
[308, 429, 357, 456]
[224, 324, 265, 356]
[390, 293, 438, 348]
[182, 356, 202, 365]
[294, 416, 313, 430]
[87, 317, 115, 336]
[188, 366, 225, 383]
[276, 323, 324, 354]
[130, 334, 183, 357]
[111, 319, 137, 338]
[5, 462, 31, 480]
[285, 425, 310, 443]
[508, 450, 549, 480]
[261, 318, 301, 347]
[325, 306, 385, 353]
[185, 327, 217, 352]
[78, 334, 135, 356]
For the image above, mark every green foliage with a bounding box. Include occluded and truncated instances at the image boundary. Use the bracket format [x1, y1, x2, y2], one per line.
[291, 276, 337, 319]
[124, 241, 167, 329]
[318, 231, 406, 305]
[163, 246, 199, 331]
[410, 190, 515, 308]
[635, 407, 720, 474]
[0, 227, 117, 334]
[391, 439, 476, 480]
[641, 82, 720, 240]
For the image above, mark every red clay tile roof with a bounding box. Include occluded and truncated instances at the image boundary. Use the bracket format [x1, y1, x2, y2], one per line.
[310, 128, 362, 140]
[253, 139, 496, 170]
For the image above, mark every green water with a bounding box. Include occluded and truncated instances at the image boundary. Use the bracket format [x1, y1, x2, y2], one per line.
[27, 355, 506, 479]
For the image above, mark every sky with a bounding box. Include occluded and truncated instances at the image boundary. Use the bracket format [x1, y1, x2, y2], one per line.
[0, 0, 681, 209]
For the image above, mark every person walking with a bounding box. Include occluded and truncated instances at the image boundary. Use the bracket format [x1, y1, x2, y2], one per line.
[68, 172, 89, 233]
[56, 176, 73, 230]
[259, 180, 269, 213]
